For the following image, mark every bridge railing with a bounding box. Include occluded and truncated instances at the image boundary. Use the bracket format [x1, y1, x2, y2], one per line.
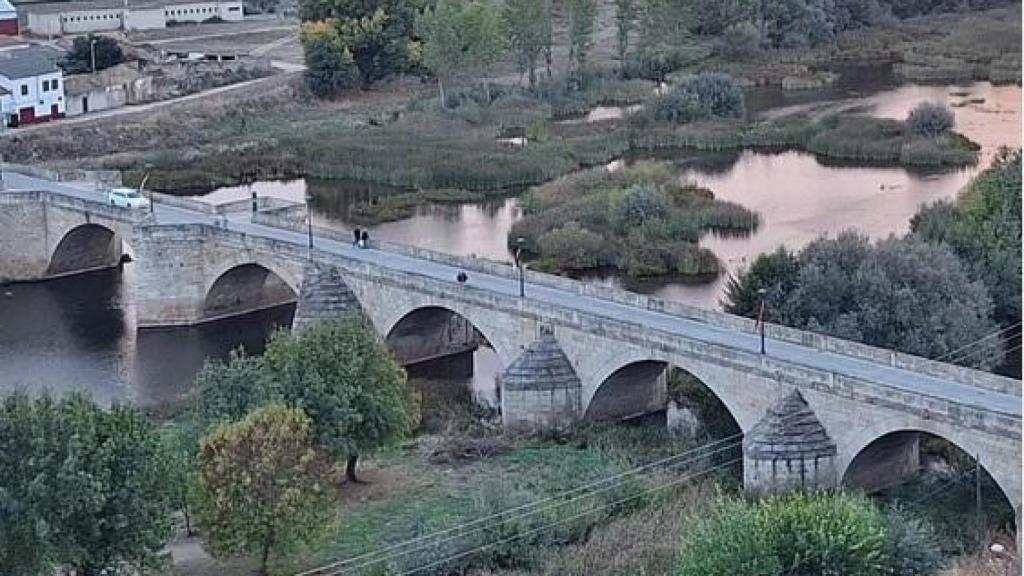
[0, 189, 152, 225]
[236, 213, 1021, 397]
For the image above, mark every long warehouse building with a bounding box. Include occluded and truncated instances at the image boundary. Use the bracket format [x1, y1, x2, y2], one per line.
[21, 0, 243, 35]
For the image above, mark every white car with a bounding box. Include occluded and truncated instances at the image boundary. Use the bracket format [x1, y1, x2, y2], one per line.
[108, 188, 150, 209]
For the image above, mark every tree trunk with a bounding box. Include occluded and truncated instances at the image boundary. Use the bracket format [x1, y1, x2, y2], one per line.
[528, 54, 537, 89]
[346, 453, 361, 483]
[544, 45, 552, 79]
[438, 77, 446, 109]
[183, 505, 194, 537]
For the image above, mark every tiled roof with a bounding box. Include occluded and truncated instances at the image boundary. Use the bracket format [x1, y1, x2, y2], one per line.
[0, 45, 61, 79]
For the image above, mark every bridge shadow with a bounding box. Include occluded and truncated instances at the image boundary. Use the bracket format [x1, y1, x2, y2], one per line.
[202, 263, 298, 322]
[385, 306, 501, 422]
[844, 430, 1017, 544]
[48, 223, 130, 278]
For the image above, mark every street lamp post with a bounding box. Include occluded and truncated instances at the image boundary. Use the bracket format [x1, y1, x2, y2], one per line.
[757, 288, 767, 355]
[305, 194, 314, 253]
[90, 38, 97, 73]
[514, 237, 525, 298]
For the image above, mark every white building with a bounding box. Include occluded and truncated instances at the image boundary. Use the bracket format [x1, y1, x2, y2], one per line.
[0, 44, 64, 127]
[22, 0, 244, 36]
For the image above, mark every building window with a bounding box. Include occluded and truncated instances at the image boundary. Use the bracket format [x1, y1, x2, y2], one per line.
[52, 79, 59, 90]
[228, 6, 239, 10]
[20, 85, 27, 96]
[42, 80, 49, 91]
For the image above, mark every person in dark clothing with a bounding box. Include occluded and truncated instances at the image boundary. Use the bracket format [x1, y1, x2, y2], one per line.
[353, 228, 361, 246]
[360, 230, 369, 248]
[457, 271, 468, 283]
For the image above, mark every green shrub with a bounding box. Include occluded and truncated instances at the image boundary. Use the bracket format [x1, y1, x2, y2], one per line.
[907, 101, 955, 138]
[677, 492, 890, 576]
[883, 506, 943, 576]
[537, 221, 609, 270]
[678, 72, 746, 118]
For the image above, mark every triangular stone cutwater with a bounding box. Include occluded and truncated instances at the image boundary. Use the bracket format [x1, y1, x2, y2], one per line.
[292, 261, 363, 332]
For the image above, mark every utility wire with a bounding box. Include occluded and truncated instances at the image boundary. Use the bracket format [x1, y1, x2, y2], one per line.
[392, 456, 744, 576]
[933, 323, 1022, 364]
[305, 437, 744, 576]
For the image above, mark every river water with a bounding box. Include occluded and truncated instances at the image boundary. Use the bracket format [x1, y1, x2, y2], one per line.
[1, 80, 1019, 406]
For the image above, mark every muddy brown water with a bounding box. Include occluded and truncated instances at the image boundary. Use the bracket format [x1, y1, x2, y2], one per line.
[1, 80, 1019, 406]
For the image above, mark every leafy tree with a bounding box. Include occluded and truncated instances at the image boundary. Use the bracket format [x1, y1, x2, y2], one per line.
[302, 22, 361, 98]
[762, 0, 835, 48]
[566, 0, 597, 81]
[163, 425, 201, 538]
[907, 101, 955, 138]
[263, 319, 419, 481]
[0, 394, 59, 576]
[61, 34, 123, 73]
[417, 0, 505, 107]
[504, 0, 552, 88]
[49, 397, 175, 576]
[722, 246, 799, 316]
[298, 0, 420, 85]
[912, 149, 1021, 327]
[688, 0, 759, 36]
[613, 0, 637, 67]
[191, 348, 274, 433]
[197, 405, 337, 575]
[724, 232, 1001, 369]
[0, 395, 174, 576]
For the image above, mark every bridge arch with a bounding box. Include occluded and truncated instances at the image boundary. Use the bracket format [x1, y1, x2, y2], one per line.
[383, 305, 499, 367]
[48, 223, 126, 277]
[581, 348, 756, 431]
[583, 354, 743, 438]
[202, 262, 299, 321]
[841, 423, 1020, 531]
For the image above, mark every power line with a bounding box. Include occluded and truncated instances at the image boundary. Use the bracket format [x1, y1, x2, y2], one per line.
[945, 337, 1022, 367]
[308, 437, 744, 576]
[394, 456, 743, 576]
[933, 323, 1022, 364]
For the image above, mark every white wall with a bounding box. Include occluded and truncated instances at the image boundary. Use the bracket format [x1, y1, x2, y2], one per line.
[164, 1, 243, 23]
[24, 12, 62, 36]
[65, 85, 126, 117]
[124, 8, 166, 30]
[0, 70, 65, 120]
[55, 9, 123, 34]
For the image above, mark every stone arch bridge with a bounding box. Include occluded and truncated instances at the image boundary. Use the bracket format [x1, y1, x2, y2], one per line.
[1, 185, 1020, 527]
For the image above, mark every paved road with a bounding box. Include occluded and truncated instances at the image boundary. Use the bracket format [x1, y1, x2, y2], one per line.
[2, 171, 1020, 420]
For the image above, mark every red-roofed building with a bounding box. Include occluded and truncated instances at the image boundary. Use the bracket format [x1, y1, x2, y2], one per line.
[0, 0, 17, 35]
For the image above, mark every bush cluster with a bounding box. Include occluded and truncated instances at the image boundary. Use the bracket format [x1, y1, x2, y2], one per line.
[907, 101, 956, 137]
[677, 492, 942, 576]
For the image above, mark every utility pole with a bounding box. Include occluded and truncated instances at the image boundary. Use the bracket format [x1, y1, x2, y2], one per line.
[975, 453, 982, 539]
[90, 38, 97, 73]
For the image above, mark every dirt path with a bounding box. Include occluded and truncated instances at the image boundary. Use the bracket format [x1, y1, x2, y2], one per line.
[0, 72, 299, 137]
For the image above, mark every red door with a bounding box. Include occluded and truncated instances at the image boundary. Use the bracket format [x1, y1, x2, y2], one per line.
[18, 107, 34, 125]
[50, 104, 59, 119]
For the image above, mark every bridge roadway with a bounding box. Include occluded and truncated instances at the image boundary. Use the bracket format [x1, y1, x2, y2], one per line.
[3, 170, 1020, 422]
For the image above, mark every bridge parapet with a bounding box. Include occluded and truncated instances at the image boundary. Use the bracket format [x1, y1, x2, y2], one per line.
[130, 223, 1020, 441]
[0, 189, 151, 226]
[249, 212, 1021, 398]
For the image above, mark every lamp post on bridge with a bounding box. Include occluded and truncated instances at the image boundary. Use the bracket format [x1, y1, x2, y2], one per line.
[305, 191, 314, 254]
[757, 288, 767, 355]
[514, 236, 525, 298]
